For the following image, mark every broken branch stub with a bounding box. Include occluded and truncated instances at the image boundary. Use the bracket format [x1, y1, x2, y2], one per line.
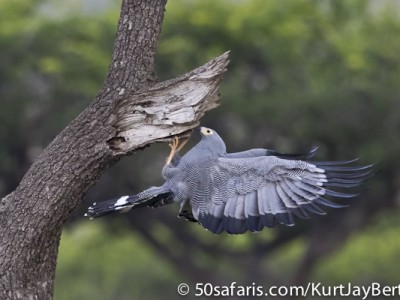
[107, 51, 230, 153]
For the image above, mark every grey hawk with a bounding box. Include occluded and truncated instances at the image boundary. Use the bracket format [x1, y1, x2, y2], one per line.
[85, 127, 373, 234]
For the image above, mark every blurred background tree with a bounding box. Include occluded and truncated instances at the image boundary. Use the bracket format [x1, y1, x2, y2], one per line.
[1, 0, 400, 299]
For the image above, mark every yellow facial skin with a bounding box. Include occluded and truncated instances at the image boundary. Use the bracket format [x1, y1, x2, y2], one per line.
[200, 127, 214, 136]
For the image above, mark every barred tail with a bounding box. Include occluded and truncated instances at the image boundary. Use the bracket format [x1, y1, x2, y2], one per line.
[85, 186, 174, 219]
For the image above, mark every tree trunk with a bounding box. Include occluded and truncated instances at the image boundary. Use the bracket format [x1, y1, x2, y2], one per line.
[0, 1, 228, 298]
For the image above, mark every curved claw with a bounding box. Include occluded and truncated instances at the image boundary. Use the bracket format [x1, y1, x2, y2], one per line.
[166, 137, 179, 165]
[166, 136, 188, 165]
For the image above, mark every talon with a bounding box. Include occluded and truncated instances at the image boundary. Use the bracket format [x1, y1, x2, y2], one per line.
[166, 137, 179, 165]
[166, 137, 187, 165]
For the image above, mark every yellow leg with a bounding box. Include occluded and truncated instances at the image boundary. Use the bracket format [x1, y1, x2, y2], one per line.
[166, 136, 189, 165]
[176, 137, 189, 152]
[166, 137, 179, 165]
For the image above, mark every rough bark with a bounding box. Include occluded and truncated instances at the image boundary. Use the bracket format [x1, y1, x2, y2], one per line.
[0, 0, 229, 299]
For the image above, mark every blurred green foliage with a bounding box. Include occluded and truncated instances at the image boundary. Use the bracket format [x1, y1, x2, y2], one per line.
[1, 0, 400, 299]
[159, 0, 400, 162]
[0, 0, 120, 194]
[315, 211, 400, 285]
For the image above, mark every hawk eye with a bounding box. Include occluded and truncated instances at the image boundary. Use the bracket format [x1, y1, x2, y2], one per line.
[201, 127, 214, 136]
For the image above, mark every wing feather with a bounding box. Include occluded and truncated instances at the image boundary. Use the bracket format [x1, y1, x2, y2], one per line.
[243, 191, 257, 217]
[208, 203, 225, 234]
[223, 196, 237, 233]
[195, 155, 372, 234]
[232, 195, 247, 234]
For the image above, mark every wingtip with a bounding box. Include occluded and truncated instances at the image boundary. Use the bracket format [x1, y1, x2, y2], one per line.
[308, 145, 319, 158]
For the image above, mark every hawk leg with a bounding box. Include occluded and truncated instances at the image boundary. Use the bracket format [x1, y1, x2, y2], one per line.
[178, 200, 198, 222]
[166, 136, 189, 165]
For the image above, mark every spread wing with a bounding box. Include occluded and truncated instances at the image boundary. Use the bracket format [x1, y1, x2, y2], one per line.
[195, 156, 372, 234]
